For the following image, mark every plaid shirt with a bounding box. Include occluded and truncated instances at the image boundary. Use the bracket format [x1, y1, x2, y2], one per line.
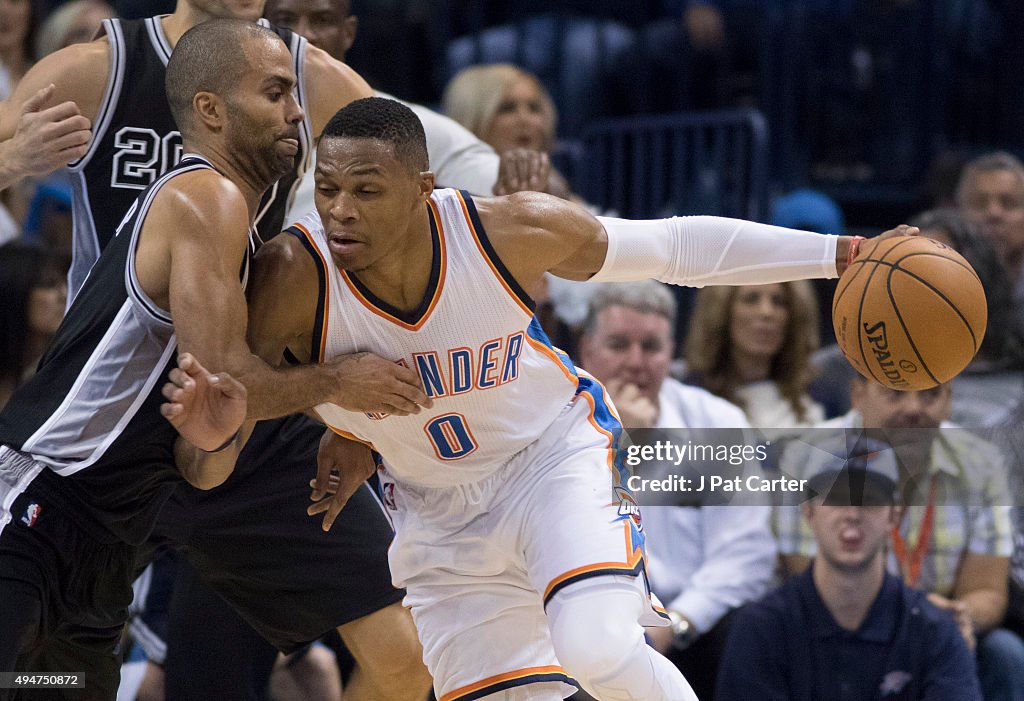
[774, 412, 1013, 596]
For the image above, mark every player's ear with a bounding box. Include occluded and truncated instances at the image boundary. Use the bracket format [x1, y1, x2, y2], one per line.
[418, 171, 435, 200]
[193, 92, 226, 132]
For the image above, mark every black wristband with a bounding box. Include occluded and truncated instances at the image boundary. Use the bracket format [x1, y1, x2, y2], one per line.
[200, 429, 240, 454]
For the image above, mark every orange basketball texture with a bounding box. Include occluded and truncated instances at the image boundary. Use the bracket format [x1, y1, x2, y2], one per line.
[832, 236, 987, 390]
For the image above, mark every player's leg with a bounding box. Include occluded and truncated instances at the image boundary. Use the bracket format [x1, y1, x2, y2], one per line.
[269, 645, 343, 701]
[520, 376, 696, 701]
[0, 575, 42, 689]
[547, 577, 695, 701]
[335, 601, 431, 701]
[154, 415, 426, 697]
[0, 458, 50, 680]
[163, 560, 278, 701]
[25, 628, 123, 701]
[1, 463, 132, 701]
[380, 470, 577, 701]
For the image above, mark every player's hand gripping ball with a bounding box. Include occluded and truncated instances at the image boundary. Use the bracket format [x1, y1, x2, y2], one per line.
[832, 236, 987, 390]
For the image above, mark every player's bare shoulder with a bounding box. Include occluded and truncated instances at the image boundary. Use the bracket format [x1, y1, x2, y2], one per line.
[152, 167, 250, 244]
[473, 191, 605, 284]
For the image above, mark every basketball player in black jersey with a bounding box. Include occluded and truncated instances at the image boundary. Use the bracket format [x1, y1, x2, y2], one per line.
[0, 21, 429, 700]
[0, 0, 435, 696]
[0, 0, 372, 298]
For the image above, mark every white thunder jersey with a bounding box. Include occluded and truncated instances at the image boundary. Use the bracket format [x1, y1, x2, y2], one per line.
[286, 188, 580, 489]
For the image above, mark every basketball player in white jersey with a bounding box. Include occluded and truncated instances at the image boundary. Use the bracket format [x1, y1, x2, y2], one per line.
[209, 95, 918, 701]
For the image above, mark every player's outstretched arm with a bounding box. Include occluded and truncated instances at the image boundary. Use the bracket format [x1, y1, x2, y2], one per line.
[160, 352, 249, 489]
[0, 41, 107, 188]
[475, 191, 918, 293]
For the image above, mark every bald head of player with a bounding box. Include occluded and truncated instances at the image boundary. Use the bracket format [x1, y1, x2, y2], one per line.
[314, 97, 434, 275]
[166, 19, 304, 188]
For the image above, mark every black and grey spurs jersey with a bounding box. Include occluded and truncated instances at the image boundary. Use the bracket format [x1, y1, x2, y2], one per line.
[66, 16, 312, 297]
[0, 155, 251, 545]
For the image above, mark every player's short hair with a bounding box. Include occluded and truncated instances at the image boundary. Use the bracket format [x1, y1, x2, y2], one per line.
[581, 281, 678, 338]
[166, 19, 282, 135]
[955, 151, 1024, 203]
[320, 97, 429, 172]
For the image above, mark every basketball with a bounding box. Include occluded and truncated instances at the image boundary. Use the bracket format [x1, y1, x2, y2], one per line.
[832, 235, 987, 390]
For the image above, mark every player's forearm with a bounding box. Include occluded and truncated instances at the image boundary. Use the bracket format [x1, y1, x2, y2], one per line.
[234, 361, 341, 420]
[591, 215, 847, 286]
[174, 426, 249, 490]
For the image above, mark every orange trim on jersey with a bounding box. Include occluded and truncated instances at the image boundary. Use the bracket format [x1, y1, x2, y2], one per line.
[542, 521, 646, 603]
[339, 199, 447, 332]
[523, 335, 579, 388]
[292, 222, 331, 362]
[440, 665, 571, 701]
[455, 190, 534, 318]
[576, 378, 619, 482]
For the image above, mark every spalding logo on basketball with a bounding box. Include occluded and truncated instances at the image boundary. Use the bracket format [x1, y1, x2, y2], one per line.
[832, 236, 987, 390]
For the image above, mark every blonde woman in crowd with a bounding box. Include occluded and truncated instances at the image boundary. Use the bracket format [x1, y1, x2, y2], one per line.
[685, 281, 825, 430]
[442, 63, 581, 203]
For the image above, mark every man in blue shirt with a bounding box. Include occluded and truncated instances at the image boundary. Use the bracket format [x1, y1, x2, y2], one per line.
[717, 446, 982, 701]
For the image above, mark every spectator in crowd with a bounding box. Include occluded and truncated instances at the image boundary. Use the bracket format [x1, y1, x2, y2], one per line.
[956, 152, 1024, 315]
[0, 241, 67, 409]
[718, 449, 983, 700]
[33, 0, 114, 59]
[685, 280, 825, 431]
[577, 280, 777, 700]
[442, 63, 580, 203]
[988, 374, 1024, 656]
[776, 375, 1024, 701]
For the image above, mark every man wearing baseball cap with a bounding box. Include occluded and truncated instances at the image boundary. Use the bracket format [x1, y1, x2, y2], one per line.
[716, 445, 982, 700]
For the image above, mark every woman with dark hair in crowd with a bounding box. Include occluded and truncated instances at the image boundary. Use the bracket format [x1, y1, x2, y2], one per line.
[684, 281, 825, 430]
[0, 242, 67, 409]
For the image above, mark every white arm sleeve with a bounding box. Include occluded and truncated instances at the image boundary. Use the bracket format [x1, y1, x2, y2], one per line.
[590, 215, 839, 286]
